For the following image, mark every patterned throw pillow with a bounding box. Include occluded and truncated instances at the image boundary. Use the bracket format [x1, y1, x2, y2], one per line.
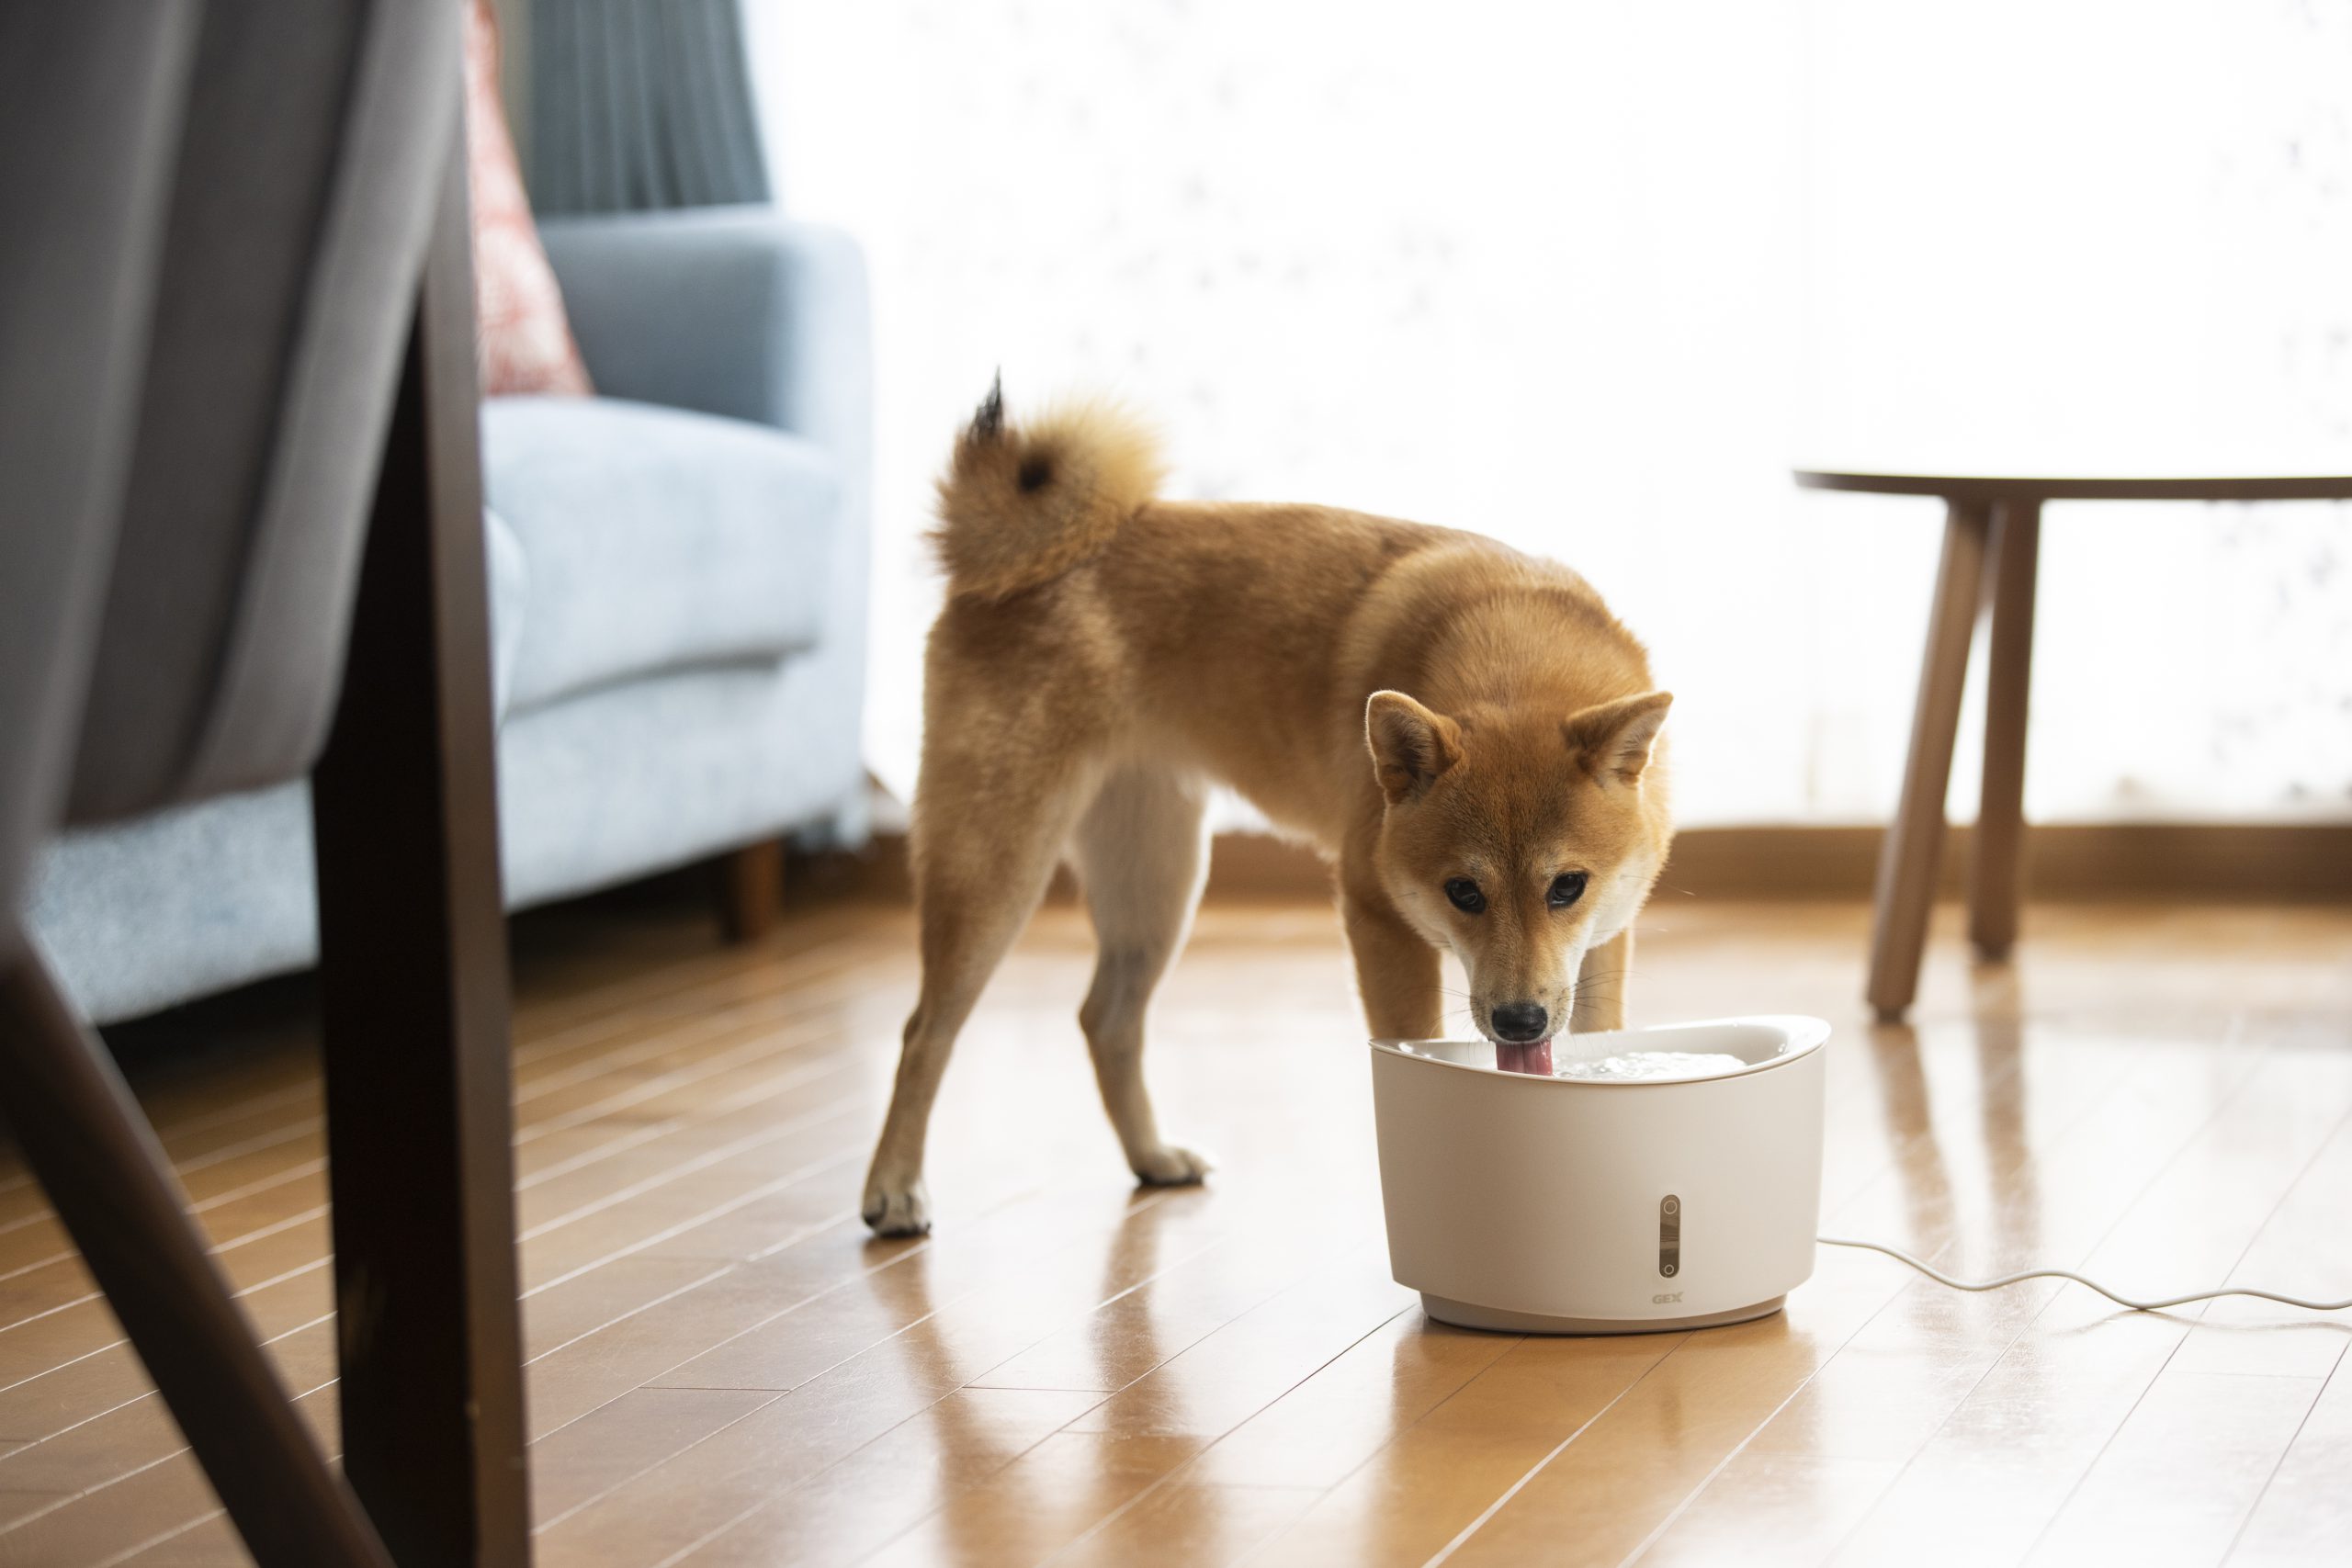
[464, 0, 592, 397]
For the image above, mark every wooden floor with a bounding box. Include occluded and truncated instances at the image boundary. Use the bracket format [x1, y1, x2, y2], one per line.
[4, 887, 2351, 1567]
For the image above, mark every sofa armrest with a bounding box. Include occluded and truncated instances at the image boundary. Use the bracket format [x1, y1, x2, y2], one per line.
[536, 206, 870, 479]
[536, 206, 875, 848]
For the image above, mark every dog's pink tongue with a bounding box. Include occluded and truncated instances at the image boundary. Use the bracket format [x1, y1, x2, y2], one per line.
[1495, 1038, 1554, 1077]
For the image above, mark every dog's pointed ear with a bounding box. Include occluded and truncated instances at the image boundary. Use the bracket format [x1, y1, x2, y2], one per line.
[1366, 691, 1464, 804]
[1565, 691, 1672, 786]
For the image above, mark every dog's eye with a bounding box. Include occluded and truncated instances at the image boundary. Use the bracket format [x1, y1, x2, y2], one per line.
[1548, 873, 1589, 909]
[1443, 878, 1487, 914]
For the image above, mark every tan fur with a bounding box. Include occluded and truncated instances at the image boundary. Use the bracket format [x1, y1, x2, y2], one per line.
[930, 380, 1167, 602]
[864, 386, 1675, 1235]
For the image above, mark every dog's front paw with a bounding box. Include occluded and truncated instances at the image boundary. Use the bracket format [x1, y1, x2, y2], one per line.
[862, 1179, 933, 1236]
[1130, 1143, 1214, 1188]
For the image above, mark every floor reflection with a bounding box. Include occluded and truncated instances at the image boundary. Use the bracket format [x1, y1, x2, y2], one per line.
[1862, 1019, 1957, 1247]
[853, 1187, 1204, 1566]
[1970, 1010, 2046, 1269]
[1860, 992, 2050, 1276]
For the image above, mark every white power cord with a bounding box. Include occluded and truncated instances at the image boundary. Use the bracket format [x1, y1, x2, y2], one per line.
[1816, 1235, 2352, 1314]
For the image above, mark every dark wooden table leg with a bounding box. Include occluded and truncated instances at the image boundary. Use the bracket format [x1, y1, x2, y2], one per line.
[0, 947, 392, 1568]
[1867, 500, 1991, 1021]
[1968, 499, 2041, 960]
[310, 136, 532, 1566]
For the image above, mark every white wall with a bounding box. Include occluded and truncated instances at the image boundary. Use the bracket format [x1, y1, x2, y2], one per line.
[744, 0, 2352, 826]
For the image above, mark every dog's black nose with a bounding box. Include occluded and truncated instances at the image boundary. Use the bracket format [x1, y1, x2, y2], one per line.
[1491, 1002, 1549, 1043]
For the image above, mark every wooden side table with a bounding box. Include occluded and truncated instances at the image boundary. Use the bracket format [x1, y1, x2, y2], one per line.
[1795, 468, 2352, 1021]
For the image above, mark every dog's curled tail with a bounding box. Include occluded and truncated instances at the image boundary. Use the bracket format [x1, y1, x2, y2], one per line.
[932, 377, 1165, 601]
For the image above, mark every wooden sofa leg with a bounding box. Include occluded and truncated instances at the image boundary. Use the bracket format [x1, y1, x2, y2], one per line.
[719, 840, 786, 942]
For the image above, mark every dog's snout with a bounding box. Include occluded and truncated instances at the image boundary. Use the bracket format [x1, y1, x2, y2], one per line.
[1490, 1002, 1550, 1043]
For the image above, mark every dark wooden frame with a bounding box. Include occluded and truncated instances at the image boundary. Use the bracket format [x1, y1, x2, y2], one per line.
[1797, 467, 2352, 1021]
[0, 956, 396, 1566]
[0, 131, 528, 1568]
[310, 139, 533, 1565]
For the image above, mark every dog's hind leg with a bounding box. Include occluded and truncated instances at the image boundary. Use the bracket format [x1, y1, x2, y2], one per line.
[864, 750, 1098, 1236]
[1070, 766, 1214, 1187]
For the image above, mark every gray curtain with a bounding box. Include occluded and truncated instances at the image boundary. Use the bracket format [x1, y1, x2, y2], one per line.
[528, 0, 771, 215]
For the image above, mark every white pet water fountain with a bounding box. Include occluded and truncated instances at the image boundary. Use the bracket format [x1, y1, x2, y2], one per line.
[1369, 1017, 1830, 1334]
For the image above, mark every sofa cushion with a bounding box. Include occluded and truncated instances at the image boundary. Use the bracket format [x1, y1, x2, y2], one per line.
[483, 507, 527, 716]
[482, 395, 838, 713]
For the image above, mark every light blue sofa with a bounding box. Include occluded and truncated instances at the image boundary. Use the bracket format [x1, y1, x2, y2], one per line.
[28, 205, 870, 1024]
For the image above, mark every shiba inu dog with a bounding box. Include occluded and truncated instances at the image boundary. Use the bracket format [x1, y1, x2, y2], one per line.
[863, 382, 1673, 1235]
